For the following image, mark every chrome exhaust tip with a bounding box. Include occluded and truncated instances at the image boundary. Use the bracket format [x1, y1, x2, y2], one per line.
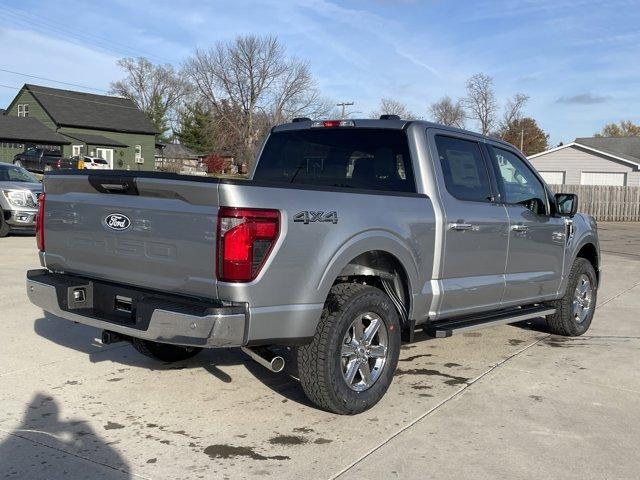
[241, 346, 285, 373]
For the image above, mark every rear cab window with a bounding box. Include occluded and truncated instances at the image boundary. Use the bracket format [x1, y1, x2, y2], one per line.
[253, 128, 416, 193]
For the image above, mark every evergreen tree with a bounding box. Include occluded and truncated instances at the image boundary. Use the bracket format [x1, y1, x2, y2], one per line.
[175, 103, 213, 154]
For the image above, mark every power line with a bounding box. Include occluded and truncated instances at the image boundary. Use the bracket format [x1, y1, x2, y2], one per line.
[1, 5, 174, 64]
[0, 67, 109, 94]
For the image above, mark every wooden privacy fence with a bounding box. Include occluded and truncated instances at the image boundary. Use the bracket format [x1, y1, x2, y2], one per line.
[550, 184, 640, 222]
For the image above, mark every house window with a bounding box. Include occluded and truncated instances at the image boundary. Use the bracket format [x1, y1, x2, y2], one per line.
[72, 145, 83, 156]
[134, 145, 142, 161]
[17, 104, 29, 117]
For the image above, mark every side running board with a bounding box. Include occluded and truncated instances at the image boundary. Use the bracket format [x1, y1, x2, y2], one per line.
[423, 305, 556, 338]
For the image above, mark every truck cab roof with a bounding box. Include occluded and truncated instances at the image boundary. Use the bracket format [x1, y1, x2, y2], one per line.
[272, 118, 517, 151]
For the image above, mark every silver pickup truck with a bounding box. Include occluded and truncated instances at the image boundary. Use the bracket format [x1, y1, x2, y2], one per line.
[26, 117, 600, 414]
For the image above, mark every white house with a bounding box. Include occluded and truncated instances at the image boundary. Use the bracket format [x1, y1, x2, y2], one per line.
[528, 137, 640, 186]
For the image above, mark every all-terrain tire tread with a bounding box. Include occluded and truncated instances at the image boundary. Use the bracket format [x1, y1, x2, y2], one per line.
[297, 283, 391, 414]
[547, 257, 596, 337]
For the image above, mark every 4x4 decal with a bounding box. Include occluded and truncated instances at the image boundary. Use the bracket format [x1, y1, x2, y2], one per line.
[293, 211, 338, 225]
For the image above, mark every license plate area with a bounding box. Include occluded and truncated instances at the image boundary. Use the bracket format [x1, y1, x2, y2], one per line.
[91, 285, 142, 326]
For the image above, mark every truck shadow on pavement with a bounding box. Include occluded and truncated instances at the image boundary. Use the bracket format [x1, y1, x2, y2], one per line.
[0, 393, 131, 479]
[510, 316, 554, 334]
[33, 313, 314, 408]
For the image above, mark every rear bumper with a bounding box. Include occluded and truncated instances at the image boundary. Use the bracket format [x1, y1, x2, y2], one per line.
[26, 269, 246, 348]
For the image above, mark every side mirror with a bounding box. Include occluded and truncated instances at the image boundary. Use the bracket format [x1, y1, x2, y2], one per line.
[555, 193, 578, 216]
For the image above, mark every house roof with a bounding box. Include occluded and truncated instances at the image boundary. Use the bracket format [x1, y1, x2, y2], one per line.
[63, 132, 128, 148]
[21, 84, 157, 135]
[0, 116, 70, 144]
[158, 143, 199, 159]
[528, 138, 640, 168]
[575, 137, 640, 164]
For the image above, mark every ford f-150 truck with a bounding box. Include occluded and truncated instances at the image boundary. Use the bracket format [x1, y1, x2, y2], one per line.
[26, 117, 600, 414]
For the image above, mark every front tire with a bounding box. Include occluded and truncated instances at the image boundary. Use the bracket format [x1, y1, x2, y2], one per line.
[0, 212, 10, 237]
[131, 338, 202, 362]
[547, 258, 597, 336]
[297, 283, 401, 415]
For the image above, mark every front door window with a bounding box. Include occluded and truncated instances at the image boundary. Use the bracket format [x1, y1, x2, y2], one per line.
[489, 146, 547, 215]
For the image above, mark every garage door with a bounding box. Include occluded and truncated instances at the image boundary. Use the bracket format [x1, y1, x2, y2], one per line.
[539, 171, 565, 185]
[581, 172, 626, 186]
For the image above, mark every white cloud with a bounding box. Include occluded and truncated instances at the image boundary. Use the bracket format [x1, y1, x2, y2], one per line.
[0, 27, 120, 107]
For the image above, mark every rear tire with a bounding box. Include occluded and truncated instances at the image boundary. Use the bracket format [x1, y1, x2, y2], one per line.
[546, 258, 597, 336]
[297, 283, 401, 415]
[0, 212, 10, 238]
[131, 338, 202, 362]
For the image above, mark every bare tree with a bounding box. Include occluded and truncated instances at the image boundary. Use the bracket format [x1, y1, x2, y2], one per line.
[268, 58, 334, 124]
[463, 73, 498, 135]
[109, 57, 189, 139]
[428, 96, 465, 128]
[500, 93, 529, 130]
[183, 35, 331, 165]
[370, 98, 415, 119]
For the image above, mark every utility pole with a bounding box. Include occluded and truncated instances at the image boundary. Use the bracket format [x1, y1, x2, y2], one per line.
[520, 127, 524, 152]
[337, 101, 354, 119]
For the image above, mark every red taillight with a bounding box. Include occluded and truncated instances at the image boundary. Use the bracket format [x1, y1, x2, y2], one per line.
[216, 207, 280, 282]
[57, 159, 62, 168]
[36, 193, 45, 251]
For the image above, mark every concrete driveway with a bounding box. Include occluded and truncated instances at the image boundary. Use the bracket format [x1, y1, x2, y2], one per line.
[1, 224, 639, 479]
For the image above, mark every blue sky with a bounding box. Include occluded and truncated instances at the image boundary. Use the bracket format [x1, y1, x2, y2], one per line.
[1, 0, 639, 145]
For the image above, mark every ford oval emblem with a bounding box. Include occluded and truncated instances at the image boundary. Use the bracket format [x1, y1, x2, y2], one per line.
[105, 213, 131, 231]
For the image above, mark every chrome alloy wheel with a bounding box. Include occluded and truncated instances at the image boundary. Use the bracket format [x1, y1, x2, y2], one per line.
[572, 274, 593, 324]
[341, 312, 389, 392]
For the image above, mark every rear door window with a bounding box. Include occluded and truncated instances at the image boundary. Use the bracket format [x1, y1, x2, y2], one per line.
[434, 135, 493, 202]
[254, 129, 416, 193]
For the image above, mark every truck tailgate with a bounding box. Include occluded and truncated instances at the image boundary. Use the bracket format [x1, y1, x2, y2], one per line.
[42, 173, 220, 299]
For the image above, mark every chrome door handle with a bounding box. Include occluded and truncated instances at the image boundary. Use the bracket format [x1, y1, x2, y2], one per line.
[449, 222, 473, 231]
[511, 224, 528, 232]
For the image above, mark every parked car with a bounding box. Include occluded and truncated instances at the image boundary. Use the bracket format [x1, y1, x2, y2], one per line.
[71, 155, 111, 170]
[26, 117, 600, 414]
[13, 147, 77, 173]
[0, 163, 42, 237]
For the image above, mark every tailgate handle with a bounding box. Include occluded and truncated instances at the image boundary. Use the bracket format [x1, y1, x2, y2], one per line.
[88, 176, 139, 195]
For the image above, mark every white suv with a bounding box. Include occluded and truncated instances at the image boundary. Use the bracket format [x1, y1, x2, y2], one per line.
[77, 156, 110, 170]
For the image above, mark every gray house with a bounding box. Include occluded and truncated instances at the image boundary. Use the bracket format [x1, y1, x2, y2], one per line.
[528, 137, 640, 186]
